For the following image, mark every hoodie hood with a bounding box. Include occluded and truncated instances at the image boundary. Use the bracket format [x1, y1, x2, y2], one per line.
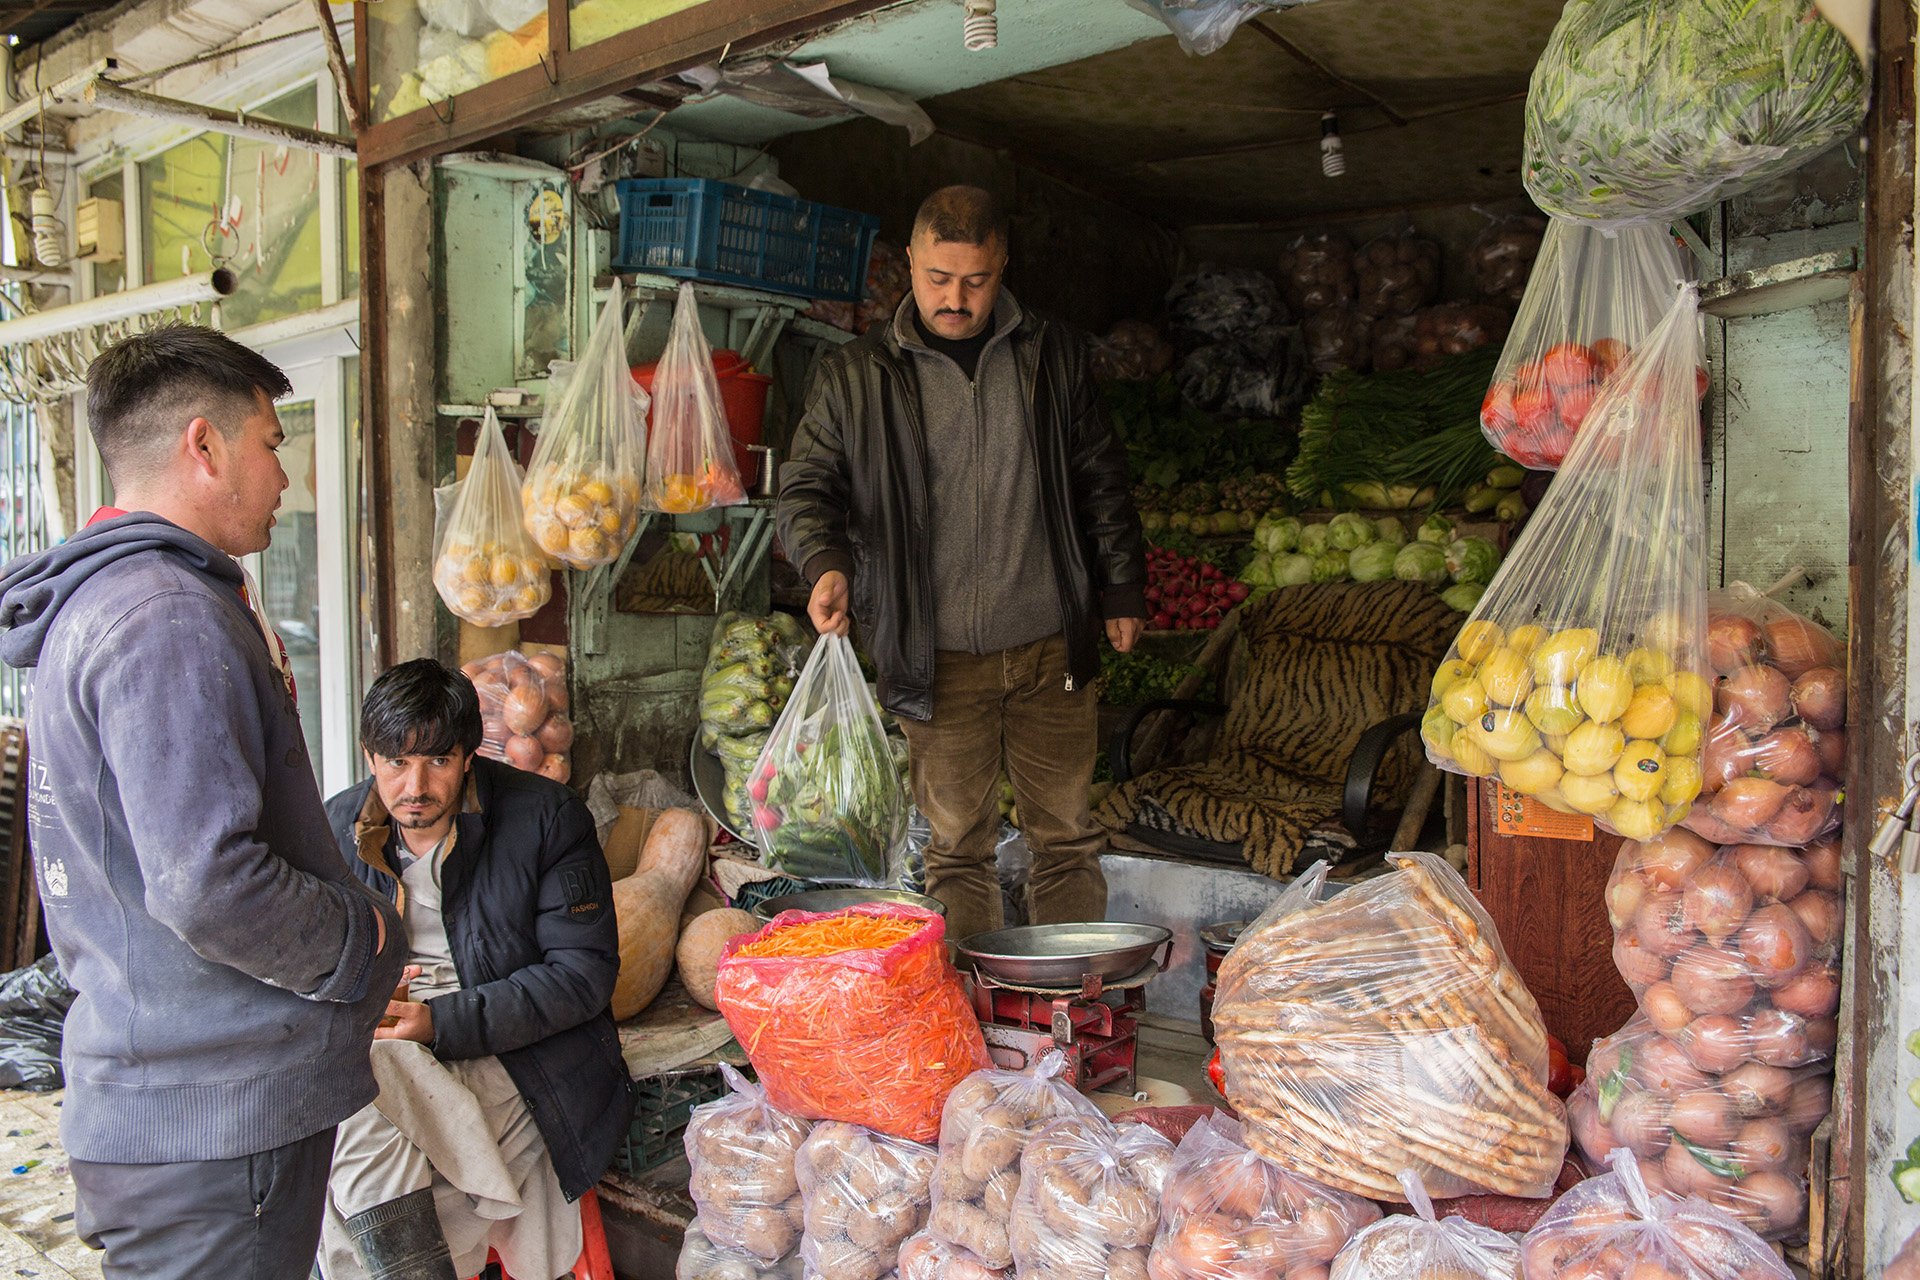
[0, 513, 240, 669]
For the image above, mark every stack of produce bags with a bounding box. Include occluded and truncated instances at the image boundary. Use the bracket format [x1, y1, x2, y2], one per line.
[698, 612, 810, 836]
[1211, 851, 1568, 1202]
[1005, 1111, 1175, 1280]
[1164, 266, 1310, 417]
[681, 1065, 812, 1278]
[796, 1121, 938, 1280]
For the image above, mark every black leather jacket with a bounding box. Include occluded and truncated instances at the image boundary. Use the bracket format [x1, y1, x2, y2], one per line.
[777, 307, 1146, 721]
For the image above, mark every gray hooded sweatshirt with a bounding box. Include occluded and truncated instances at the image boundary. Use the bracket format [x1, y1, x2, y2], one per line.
[0, 512, 402, 1164]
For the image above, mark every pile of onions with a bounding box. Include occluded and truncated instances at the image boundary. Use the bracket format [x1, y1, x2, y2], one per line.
[1574, 826, 1843, 1240]
[1687, 589, 1844, 847]
[462, 648, 573, 783]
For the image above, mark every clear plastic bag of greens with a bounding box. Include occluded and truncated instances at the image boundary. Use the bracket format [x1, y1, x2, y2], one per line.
[648, 282, 748, 514]
[748, 633, 907, 884]
[523, 279, 647, 568]
[1424, 284, 1710, 842]
[1524, 0, 1868, 227]
[1480, 219, 1691, 470]
[432, 407, 552, 626]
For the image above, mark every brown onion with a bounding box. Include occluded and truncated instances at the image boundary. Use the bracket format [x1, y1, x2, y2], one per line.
[1772, 965, 1840, 1018]
[1814, 725, 1848, 777]
[1615, 934, 1671, 987]
[1733, 1117, 1795, 1172]
[1804, 1016, 1839, 1057]
[1738, 903, 1814, 986]
[1745, 1008, 1814, 1068]
[1612, 1089, 1674, 1158]
[536, 712, 573, 752]
[1760, 785, 1837, 846]
[1707, 614, 1768, 674]
[1643, 981, 1693, 1034]
[1791, 666, 1846, 731]
[1709, 776, 1790, 830]
[1671, 946, 1758, 1017]
[1664, 1137, 1735, 1198]
[1636, 1033, 1713, 1093]
[1683, 865, 1754, 943]
[503, 734, 544, 772]
[1717, 665, 1794, 731]
[1802, 838, 1843, 891]
[1632, 830, 1717, 888]
[1670, 1088, 1739, 1147]
[1767, 615, 1841, 679]
[1749, 728, 1821, 786]
[1785, 1077, 1833, 1133]
[503, 684, 549, 735]
[1637, 890, 1701, 957]
[537, 753, 571, 784]
[1608, 872, 1650, 930]
[1726, 1168, 1807, 1237]
[1702, 725, 1755, 792]
[1723, 1061, 1796, 1116]
[1682, 1014, 1749, 1074]
[1682, 807, 1743, 844]
[1785, 889, 1842, 950]
[1732, 844, 1811, 902]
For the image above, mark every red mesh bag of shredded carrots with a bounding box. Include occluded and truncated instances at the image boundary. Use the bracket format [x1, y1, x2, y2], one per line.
[714, 904, 991, 1144]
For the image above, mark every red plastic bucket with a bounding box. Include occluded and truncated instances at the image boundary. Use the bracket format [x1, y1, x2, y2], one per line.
[631, 348, 772, 485]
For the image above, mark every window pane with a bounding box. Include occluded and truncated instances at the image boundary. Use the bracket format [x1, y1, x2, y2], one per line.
[140, 84, 325, 331]
[262, 399, 324, 777]
[370, 0, 547, 124]
[87, 171, 126, 296]
[344, 157, 360, 295]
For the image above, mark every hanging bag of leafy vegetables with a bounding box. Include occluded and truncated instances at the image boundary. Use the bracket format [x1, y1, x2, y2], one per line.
[1480, 219, 1692, 470]
[749, 632, 907, 885]
[646, 282, 749, 514]
[1524, 0, 1867, 227]
[1423, 284, 1710, 843]
[522, 279, 648, 569]
[433, 407, 552, 626]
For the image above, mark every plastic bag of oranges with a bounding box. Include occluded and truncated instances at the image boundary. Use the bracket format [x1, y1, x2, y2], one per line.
[1424, 283, 1710, 841]
[523, 279, 647, 569]
[432, 407, 552, 626]
[646, 282, 748, 514]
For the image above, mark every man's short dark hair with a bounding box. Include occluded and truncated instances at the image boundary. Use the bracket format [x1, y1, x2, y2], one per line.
[912, 186, 1009, 249]
[85, 324, 292, 485]
[361, 659, 484, 760]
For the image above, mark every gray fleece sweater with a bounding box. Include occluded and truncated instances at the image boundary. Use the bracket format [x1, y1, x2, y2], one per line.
[894, 294, 1065, 655]
[0, 513, 403, 1163]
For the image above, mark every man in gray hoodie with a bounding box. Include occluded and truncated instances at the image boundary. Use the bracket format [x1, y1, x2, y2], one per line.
[0, 325, 404, 1280]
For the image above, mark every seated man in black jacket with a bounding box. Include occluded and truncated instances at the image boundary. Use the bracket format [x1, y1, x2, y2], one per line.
[317, 659, 634, 1280]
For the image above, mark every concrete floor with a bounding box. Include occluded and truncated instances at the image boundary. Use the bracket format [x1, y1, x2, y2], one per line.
[0, 1090, 99, 1280]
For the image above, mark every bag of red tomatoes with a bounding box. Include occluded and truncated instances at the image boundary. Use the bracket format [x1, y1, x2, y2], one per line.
[1479, 219, 1691, 469]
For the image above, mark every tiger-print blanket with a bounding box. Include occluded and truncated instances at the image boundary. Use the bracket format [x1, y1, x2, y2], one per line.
[1095, 580, 1459, 878]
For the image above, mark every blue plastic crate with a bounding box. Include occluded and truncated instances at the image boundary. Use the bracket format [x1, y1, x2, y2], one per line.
[613, 178, 880, 302]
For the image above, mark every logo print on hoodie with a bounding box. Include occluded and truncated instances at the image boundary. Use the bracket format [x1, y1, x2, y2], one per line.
[41, 858, 67, 897]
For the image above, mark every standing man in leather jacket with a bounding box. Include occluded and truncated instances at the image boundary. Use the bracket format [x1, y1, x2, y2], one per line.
[777, 185, 1147, 943]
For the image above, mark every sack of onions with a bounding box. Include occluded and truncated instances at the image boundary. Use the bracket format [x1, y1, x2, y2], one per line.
[1520, 1149, 1794, 1280]
[1566, 1013, 1830, 1241]
[1145, 1114, 1378, 1280]
[461, 648, 573, 783]
[1685, 584, 1845, 848]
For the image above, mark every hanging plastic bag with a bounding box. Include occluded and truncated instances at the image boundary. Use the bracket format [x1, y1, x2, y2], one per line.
[1212, 853, 1566, 1202]
[1566, 1013, 1828, 1241]
[648, 282, 748, 514]
[1687, 585, 1845, 846]
[927, 1051, 1109, 1270]
[684, 1063, 813, 1264]
[795, 1121, 938, 1280]
[1522, 1150, 1794, 1280]
[1146, 1114, 1380, 1280]
[713, 904, 992, 1144]
[1423, 284, 1710, 841]
[1479, 220, 1691, 469]
[1525, 0, 1868, 227]
[1122, 0, 1283, 58]
[523, 279, 647, 568]
[461, 649, 572, 783]
[1468, 212, 1548, 308]
[1327, 1171, 1521, 1279]
[748, 633, 906, 884]
[1005, 1111, 1174, 1280]
[432, 408, 553, 626]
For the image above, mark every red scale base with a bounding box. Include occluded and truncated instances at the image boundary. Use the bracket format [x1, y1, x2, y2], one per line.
[967, 972, 1145, 1096]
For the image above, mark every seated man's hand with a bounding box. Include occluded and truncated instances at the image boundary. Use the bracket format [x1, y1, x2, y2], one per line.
[376, 965, 433, 1043]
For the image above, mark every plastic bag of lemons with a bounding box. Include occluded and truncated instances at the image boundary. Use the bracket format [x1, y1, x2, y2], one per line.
[522, 279, 648, 568]
[432, 407, 553, 627]
[1423, 284, 1709, 841]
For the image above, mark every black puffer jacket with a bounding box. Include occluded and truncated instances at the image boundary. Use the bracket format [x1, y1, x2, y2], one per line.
[777, 306, 1146, 721]
[327, 757, 634, 1201]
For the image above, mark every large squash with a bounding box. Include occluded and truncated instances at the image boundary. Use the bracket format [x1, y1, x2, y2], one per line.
[676, 908, 760, 1011]
[610, 807, 710, 1019]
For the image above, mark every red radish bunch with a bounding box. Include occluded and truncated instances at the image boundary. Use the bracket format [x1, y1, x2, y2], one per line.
[1481, 338, 1709, 469]
[1145, 546, 1248, 631]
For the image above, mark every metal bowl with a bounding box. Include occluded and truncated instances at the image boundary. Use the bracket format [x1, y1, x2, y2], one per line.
[688, 737, 753, 844]
[956, 922, 1173, 987]
[751, 888, 946, 923]
[1200, 920, 1250, 956]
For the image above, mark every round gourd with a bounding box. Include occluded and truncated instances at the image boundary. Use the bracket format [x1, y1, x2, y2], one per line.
[678, 908, 760, 1011]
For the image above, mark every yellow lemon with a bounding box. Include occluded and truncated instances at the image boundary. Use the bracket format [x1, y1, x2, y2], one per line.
[1480, 648, 1535, 708]
[1500, 748, 1564, 796]
[489, 553, 521, 587]
[460, 554, 490, 585]
[1474, 709, 1542, 762]
[581, 479, 616, 505]
[1543, 730, 1573, 756]
[1431, 659, 1478, 700]
[1662, 713, 1703, 759]
[1627, 647, 1675, 685]
[1442, 679, 1489, 726]
[1613, 740, 1667, 802]
[535, 521, 572, 558]
[1524, 686, 1584, 736]
[1456, 620, 1505, 666]
[1620, 686, 1678, 741]
[1531, 628, 1600, 686]
[1449, 731, 1497, 777]
[1576, 656, 1635, 723]
[455, 583, 490, 614]
[1564, 721, 1627, 776]
[1560, 771, 1620, 815]
[1661, 757, 1703, 806]
[1607, 797, 1667, 842]
[598, 508, 627, 537]
[1507, 624, 1547, 656]
[569, 527, 611, 562]
[1535, 790, 1577, 815]
[1421, 706, 1457, 756]
[1667, 671, 1714, 720]
[514, 584, 547, 612]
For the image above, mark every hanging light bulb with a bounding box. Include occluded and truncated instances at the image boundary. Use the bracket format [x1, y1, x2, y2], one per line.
[1320, 110, 1345, 179]
[30, 187, 65, 267]
[963, 0, 997, 51]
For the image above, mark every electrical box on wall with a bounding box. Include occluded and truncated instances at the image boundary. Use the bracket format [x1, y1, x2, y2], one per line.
[75, 197, 124, 263]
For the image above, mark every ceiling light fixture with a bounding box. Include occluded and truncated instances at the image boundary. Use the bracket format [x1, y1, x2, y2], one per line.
[1320, 110, 1345, 178]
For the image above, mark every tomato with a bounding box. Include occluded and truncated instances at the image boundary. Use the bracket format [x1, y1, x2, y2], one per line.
[1591, 337, 1631, 376]
[1695, 365, 1711, 399]
[1552, 382, 1598, 431]
[1542, 342, 1597, 390]
[1547, 1034, 1576, 1096]
[1514, 383, 1555, 435]
[1481, 380, 1517, 432]
[1206, 1046, 1226, 1096]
